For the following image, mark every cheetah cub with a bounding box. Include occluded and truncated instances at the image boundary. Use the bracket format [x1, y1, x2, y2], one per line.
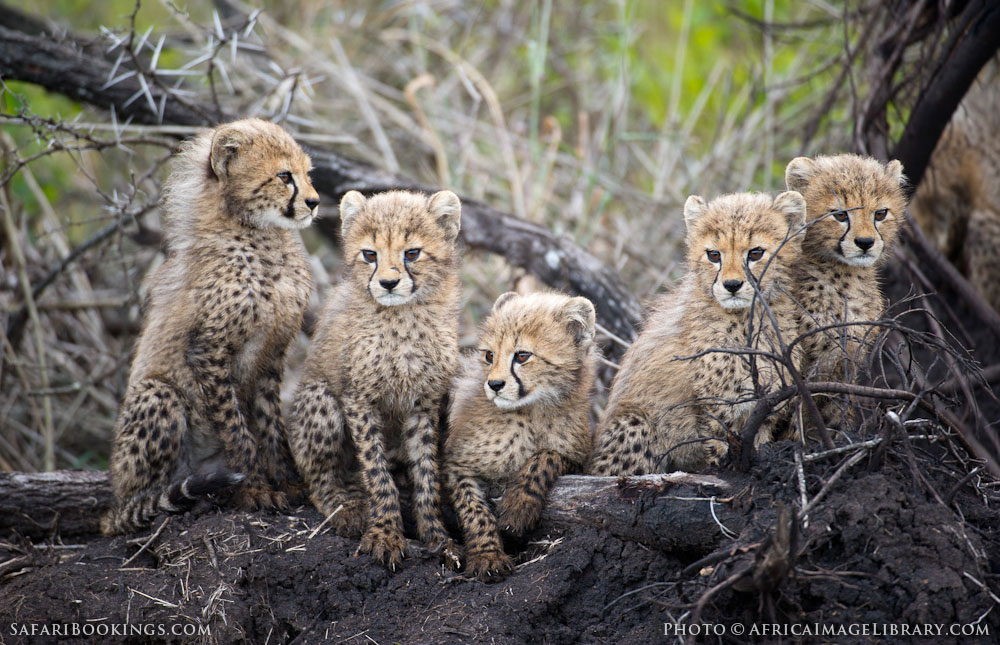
[444, 292, 596, 580]
[588, 192, 806, 476]
[784, 154, 907, 431]
[102, 119, 318, 535]
[290, 190, 461, 570]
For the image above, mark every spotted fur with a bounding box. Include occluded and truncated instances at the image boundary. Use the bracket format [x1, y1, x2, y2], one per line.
[445, 292, 596, 580]
[785, 154, 907, 432]
[102, 119, 318, 535]
[289, 190, 462, 571]
[588, 192, 806, 475]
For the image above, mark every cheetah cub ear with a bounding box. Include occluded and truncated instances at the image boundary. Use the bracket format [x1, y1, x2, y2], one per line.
[773, 190, 807, 231]
[428, 190, 462, 242]
[562, 296, 596, 345]
[886, 159, 906, 186]
[784, 157, 818, 193]
[492, 291, 518, 312]
[683, 195, 708, 231]
[340, 190, 367, 237]
[209, 126, 247, 179]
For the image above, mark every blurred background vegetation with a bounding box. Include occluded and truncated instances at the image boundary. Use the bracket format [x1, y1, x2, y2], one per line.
[0, 0, 900, 471]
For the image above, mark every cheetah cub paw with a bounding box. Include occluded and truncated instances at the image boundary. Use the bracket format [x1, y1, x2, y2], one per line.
[464, 548, 514, 582]
[327, 497, 368, 539]
[496, 488, 544, 537]
[358, 523, 408, 570]
[237, 481, 289, 513]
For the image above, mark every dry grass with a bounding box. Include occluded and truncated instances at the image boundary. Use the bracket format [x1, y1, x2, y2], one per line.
[0, 0, 972, 472]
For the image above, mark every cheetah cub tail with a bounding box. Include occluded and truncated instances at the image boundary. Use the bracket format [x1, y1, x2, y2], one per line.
[100, 469, 246, 536]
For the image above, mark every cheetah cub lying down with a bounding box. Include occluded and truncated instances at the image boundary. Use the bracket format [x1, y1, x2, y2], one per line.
[102, 119, 318, 535]
[444, 292, 596, 580]
[588, 192, 806, 476]
[290, 190, 461, 570]
[784, 154, 906, 432]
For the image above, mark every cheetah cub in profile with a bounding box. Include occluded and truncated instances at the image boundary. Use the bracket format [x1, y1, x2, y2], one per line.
[784, 154, 907, 431]
[588, 192, 806, 476]
[445, 292, 596, 580]
[102, 119, 318, 535]
[290, 190, 461, 570]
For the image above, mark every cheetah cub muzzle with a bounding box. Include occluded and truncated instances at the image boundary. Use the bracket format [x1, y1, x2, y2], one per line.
[102, 118, 318, 535]
[289, 189, 462, 571]
[445, 292, 596, 581]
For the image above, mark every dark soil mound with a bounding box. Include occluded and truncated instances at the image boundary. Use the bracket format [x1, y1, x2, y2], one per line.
[2, 441, 998, 644]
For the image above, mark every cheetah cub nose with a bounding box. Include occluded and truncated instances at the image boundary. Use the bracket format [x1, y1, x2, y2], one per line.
[488, 380, 505, 392]
[379, 278, 400, 291]
[854, 237, 875, 251]
[305, 197, 320, 211]
[723, 279, 744, 294]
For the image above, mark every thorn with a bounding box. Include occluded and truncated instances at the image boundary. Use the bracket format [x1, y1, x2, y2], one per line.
[136, 73, 158, 118]
[106, 50, 125, 85]
[150, 34, 165, 71]
[244, 9, 261, 38]
[100, 69, 137, 91]
[122, 86, 144, 109]
[212, 10, 224, 40]
[180, 52, 214, 71]
[135, 25, 154, 53]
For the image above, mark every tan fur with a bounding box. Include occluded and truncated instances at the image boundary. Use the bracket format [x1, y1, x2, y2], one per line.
[588, 192, 806, 475]
[289, 190, 461, 570]
[102, 119, 318, 535]
[912, 60, 1000, 312]
[785, 154, 907, 431]
[444, 292, 596, 580]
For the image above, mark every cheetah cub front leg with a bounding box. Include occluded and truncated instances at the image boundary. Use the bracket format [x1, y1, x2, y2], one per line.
[343, 400, 408, 568]
[446, 468, 513, 580]
[403, 398, 461, 568]
[496, 450, 570, 536]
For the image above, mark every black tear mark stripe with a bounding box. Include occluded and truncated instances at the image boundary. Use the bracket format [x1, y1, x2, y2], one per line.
[510, 357, 526, 398]
[403, 259, 417, 295]
[284, 176, 298, 219]
[367, 257, 378, 299]
[837, 207, 852, 256]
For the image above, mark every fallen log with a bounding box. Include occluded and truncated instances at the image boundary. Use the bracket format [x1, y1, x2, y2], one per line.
[0, 470, 111, 540]
[542, 473, 744, 554]
[0, 19, 643, 354]
[0, 470, 744, 555]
